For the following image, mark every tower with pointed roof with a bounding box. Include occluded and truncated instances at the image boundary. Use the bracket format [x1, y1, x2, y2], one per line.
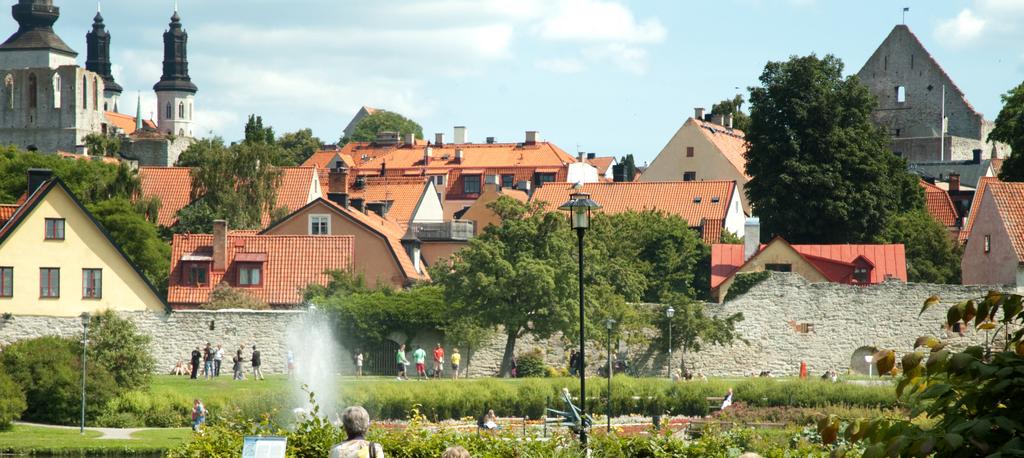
[85, 5, 121, 112]
[0, 0, 77, 69]
[153, 7, 197, 138]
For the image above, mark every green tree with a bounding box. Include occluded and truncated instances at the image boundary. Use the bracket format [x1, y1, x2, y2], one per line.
[745, 54, 922, 243]
[83, 133, 123, 157]
[616, 154, 637, 182]
[344, 110, 423, 144]
[244, 114, 276, 145]
[88, 198, 170, 293]
[436, 197, 576, 376]
[655, 295, 744, 374]
[278, 128, 322, 165]
[0, 370, 26, 429]
[174, 137, 224, 167]
[203, 282, 269, 310]
[86, 310, 155, 390]
[710, 94, 752, 132]
[992, 81, 1024, 181]
[881, 209, 961, 284]
[0, 148, 138, 203]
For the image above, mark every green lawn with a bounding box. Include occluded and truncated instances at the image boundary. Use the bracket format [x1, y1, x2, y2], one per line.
[0, 424, 190, 454]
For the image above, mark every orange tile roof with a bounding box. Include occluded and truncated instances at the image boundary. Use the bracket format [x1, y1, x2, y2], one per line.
[588, 156, 616, 175]
[302, 151, 354, 169]
[138, 167, 194, 227]
[168, 233, 353, 306]
[529, 181, 736, 243]
[104, 111, 156, 135]
[711, 240, 908, 289]
[342, 177, 428, 227]
[920, 180, 958, 227]
[322, 199, 428, 282]
[960, 176, 1000, 244]
[991, 158, 1004, 176]
[263, 167, 320, 226]
[693, 118, 750, 180]
[340, 141, 576, 171]
[0, 204, 18, 227]
[983, 182, 1024, 260]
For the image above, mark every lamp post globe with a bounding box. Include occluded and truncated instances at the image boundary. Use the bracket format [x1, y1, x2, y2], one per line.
[79, 312, 91, 434]
[666, 306, 675, 380]
[558, 191, 601, 448]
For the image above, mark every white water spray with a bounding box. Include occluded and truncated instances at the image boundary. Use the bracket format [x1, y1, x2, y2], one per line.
[286, 305, 341, 419]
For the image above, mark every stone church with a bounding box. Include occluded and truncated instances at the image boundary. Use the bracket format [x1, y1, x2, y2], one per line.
[857, 25, 1010, 162]
[0, 0, 196, 166]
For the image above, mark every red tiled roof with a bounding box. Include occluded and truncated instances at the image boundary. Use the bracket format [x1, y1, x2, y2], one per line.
[920, 180, 958, 227]
[321, 199, 428, 282]
[168, 233, 353, 306]
[344, 177, 428, 227]
[694, 118, 750, 180]
[340, 141, 576, 171]
[588, 156, 615, 175]
[960, 176, 1000, 244]
[0, 204, 18, 227]
[263, 167, 321, 226]
[529, 181, 736, 243]
[984, 182, 1024, 260]
[138, 167, 194, 227]
[104, 111, 156, 135]
[711, 241, 908, 289]
[302, 151, 354, 169]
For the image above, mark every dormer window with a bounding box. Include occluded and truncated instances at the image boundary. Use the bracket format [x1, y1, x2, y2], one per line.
[238, 264, 262, 286]
[185, 263, 209, 286]
[853, 267, 870, 283]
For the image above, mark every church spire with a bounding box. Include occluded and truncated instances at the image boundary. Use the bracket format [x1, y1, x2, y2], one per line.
[135, 92, 142, 131]
[86, 2, 122, 95]
[153, 6, 197, 94]
[0, 0, 78, 66]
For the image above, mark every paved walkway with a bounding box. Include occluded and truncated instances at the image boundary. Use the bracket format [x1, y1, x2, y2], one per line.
[14, 421, 153, 440]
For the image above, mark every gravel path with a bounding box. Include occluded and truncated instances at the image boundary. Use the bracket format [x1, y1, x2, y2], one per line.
[14, 421, 154, 440]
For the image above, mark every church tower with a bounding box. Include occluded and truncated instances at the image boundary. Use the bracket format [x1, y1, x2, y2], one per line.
[85, 7, 121, 112]
[153, 8, 197, 137]
[0, 0, 77, 69]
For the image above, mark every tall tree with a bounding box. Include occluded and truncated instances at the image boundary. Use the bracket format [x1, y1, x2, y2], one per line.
[615, 154, 637, 182]
[992, 80, 1024, 181]
[437, 198, 576, 376]
[278, 128, 323, 165]
[343, 110, 423, 144]
[745, 54, 922, 243]
[881, 209, 961, 284]
[710, 94, 752, 132]
[83, 133, 123, 157]
[244, 114, 275, 145]
[88, 198, 171, 294]
[0, 148, 139, 203]
[656, 294, 744, 374]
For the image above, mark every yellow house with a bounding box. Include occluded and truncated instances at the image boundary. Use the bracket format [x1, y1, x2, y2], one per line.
[0, 170, 167, 317]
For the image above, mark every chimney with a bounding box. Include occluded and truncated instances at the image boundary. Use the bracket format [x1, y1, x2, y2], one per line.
[434, 132, 444, 147]
[949, 173, 961, 192]
[743, 217, 760, 262]
[455, 149, 464, 163]
[587, 153, 596, 160]
[403, 132, 415, 146]
[423, 146, 433, 165]
[714, 114, 726, 126]
[525, 131, 538, 145]
[27, 168, 53, 196]
[972, 149, 982, 164]
[453, 126, 468, 144]
[486, 136, 495, 144]
[577, 152, 585, 162]
[213, 220, 228, 272]
[694, 107, 705, 120]
[725, 114, 734, 129]
[328, 166, 349, 194]
[327, 192, 350, 209]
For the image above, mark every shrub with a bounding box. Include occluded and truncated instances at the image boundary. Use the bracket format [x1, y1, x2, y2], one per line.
[98, 390, 194, 427]
[87, 310, 155, 390]
[202, 282, 269, 310]
[515, 350, 547, 378]
[0, 336, 120, 425]
[0, 371, 27, 429]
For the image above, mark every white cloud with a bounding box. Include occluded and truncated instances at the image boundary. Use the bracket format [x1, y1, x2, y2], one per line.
[936, 9, 987, 46]
[583, 44, 650, 75]
[537, 0, 666, 44]
[536, 58, 587, 74]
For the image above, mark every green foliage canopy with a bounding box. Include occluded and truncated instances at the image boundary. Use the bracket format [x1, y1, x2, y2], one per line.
[0, 147, 138, 203]
[87, 198, 171, 294]
[710, 94, 752, 132]
[745, 54, 922, 243]
[278, 128, 323, 165]
[881, 209, 961, 284]
[0, 371, 26, 429]
[344, 110, 423, 144]
[85, 310, 156, 390]
[993, 80, 1024, 182]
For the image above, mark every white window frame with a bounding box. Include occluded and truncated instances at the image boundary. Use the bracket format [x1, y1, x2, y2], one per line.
[309, 214, 331, 235]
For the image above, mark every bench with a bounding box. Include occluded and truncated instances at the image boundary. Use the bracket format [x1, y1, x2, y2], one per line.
[706, 396, 725, 412]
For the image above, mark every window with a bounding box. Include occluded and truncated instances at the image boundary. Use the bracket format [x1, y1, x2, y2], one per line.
[883, 55, 888, 71]
[765, 263, 792, 272]
[166, 102, 172, 119]
[894, 128, 901, 137]
[4, 74, 13, 109]
[896, 86, 906, 103]
[683, 171, 696, 181]
[178, 102, 185, 119]
[910, 54, 914, 69]
[309, 214, 330, 235]
[686, 146, 694, 157]
[82, 75, 88, 108]
[44, 218, 65, 240]
[463, 175, 481, 194]
[189, 103, 193, 119]
[93, 77, 99, 111]
[28, 73, 37, 109]
[82, 269, 102, 298]
[238, 264, 262, 286]
[430, 175, 446, 186]
[853, 268, 869, 283]
[534, 173, 556, 186]
[52, 74, 60, 108]
[0, 266, 12, 297]
[984, 235, 991, 254]
[186, 264, 208, 286]
[501, 174, 515, 189]
[40, 268, 59, 298]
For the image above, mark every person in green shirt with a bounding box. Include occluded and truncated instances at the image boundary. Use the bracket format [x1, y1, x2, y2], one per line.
[413, 345, 427, 380]
[396, 344, 409, 380]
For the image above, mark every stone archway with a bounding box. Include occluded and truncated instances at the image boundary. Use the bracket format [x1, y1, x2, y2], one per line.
[850, 346, 878, 375]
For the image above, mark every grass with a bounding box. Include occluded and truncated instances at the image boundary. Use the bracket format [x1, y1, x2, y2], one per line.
[0, 424, 190, 454]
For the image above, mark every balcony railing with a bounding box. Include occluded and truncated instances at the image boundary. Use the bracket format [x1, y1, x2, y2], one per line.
[414, 221, 475, 241]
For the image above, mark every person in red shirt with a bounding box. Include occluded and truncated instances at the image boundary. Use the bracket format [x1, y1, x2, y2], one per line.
[433, 343, 445, 379]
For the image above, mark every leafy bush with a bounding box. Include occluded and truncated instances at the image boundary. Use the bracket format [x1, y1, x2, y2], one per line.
[0, 336, 119, 425]
[0, 371, 27, 429]
[202, 282, 269, 310]
[724, 271, 771, 302]
[97, 390, 192, 428]
[515, 350, 548, 378]
[87, 310, 155, 390]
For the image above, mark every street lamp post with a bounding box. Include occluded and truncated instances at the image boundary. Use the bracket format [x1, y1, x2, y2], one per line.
[79, 312, 91, 434]
[666, 306, 675, 380]
[559, 191, 601, 448]
[605, 318, 616, 433]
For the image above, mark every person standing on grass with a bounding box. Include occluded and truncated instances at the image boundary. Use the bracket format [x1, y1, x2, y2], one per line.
[214, 345, 223, 377]
[355, 350, 363, 377]
[190, 346, 201, 379]
[451, 348, 461, 380]
[203, 343, 214, 379]
[568, 350, 578, 376]
[233, 349, 245, 380]
[433, 343, 445, 379]
[287, 350, 295, 378]
[413, 345, 427, 380]
[251, 345, 264, 380]
[191, 399, 207, 432]
[396, 344, 409, 380]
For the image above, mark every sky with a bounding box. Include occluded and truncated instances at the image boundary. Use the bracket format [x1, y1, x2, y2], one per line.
[23, 0, 1024, 164]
